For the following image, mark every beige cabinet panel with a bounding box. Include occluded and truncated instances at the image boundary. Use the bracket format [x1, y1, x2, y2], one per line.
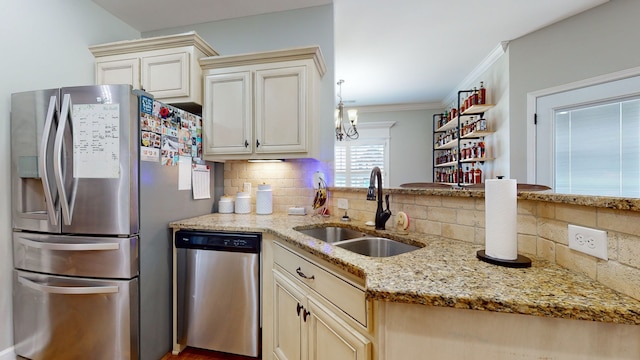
[273, 270, 306, 360]
[255, 66, 306, 153]
[307, 297, 371, 360]
[202, 71, 252, 155]
[141, 52, 189, 99]
[96, 58, 139, 88]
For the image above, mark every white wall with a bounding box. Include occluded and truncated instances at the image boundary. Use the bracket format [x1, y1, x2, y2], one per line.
[0, 1, 138, 356]
[143, 5, 336, 162]
[508, 0, 640, 182]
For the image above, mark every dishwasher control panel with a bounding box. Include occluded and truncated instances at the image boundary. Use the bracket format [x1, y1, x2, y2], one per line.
[175, 230, 261, 253]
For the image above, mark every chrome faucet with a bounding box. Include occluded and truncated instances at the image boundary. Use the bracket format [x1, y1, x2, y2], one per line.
[367, 166, 392, 230]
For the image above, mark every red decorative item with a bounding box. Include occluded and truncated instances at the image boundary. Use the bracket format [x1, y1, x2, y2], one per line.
[159, 107, 170, 118]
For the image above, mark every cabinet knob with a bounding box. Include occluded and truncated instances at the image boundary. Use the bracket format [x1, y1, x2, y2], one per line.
[256, 139, 261, 148]
[244, 140, 249, 148]
[296, 303, 303, 316]
[303, 309, 311, 322]
[296, 267, 315, 280]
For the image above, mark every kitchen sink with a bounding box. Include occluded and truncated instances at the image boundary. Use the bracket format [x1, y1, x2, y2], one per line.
[334, 237, 421, 258]
[296, 226, 367, 243]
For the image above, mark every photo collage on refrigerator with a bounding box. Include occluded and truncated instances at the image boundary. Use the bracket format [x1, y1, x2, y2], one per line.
[139, 95, 203, 165]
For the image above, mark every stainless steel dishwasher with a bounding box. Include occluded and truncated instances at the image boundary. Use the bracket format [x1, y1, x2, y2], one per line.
[175, 230, 261, 357]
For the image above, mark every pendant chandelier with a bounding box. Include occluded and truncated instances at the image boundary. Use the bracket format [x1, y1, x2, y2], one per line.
[335, 79, 358, 141]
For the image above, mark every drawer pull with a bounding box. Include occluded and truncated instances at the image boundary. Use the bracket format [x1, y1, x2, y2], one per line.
[295, 267, 315, 280]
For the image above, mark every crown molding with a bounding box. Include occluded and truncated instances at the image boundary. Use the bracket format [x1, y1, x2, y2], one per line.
[89, 31, 218, 57]
[442, 41, 509, 107]
[199, 46, 327, 77]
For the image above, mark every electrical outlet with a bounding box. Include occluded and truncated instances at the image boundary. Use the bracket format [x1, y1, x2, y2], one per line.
[568, 224, 608, 260]
[337, 198, 349, 210]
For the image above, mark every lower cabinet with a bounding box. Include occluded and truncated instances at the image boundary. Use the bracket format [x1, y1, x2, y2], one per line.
[273, 270, 371, 360]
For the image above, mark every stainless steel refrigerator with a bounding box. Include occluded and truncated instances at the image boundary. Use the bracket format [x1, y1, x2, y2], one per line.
[10, 84, 215, 360]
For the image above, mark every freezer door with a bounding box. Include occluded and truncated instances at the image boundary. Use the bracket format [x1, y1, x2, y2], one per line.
[13, 270, 139, 360]
[13, 231, 139, 279]
[60, 84, 139, 235]
[11, 89, 62, 233]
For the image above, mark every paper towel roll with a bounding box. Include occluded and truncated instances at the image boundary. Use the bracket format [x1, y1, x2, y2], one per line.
[256, 184, 272, 215]
[485, 178, 518, 260]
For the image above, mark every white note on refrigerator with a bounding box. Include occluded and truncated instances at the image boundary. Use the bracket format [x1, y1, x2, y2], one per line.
[72, 103, 120, 178]
[178, 157, 192, 190]
[192, 164, 211, 199]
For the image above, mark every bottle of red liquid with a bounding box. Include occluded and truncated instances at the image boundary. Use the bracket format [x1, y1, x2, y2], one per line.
[474, 163, 483, 184]
[479, 81, 486, 104]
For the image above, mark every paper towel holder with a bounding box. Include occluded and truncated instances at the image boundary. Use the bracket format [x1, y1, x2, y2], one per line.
[477, 175, 532, 268]
[476, 250, 531, 268]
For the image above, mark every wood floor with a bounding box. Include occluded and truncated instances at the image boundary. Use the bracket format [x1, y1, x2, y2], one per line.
[161, 347, 259, 360]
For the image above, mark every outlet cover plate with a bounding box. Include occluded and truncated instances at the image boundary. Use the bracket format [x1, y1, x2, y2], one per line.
[337, 198, 348, 210]
[568, 224, 608, 260]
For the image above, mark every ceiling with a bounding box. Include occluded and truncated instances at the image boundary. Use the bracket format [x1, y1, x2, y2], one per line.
[93, 0, 608, 107]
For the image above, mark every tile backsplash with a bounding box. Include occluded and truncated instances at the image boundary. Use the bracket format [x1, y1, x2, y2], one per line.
[222, 159, 332, 214]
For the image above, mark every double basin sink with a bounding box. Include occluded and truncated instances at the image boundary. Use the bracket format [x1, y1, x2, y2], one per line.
[295, 226, 421, 258]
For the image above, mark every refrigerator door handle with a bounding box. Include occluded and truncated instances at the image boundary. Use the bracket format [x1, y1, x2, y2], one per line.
[16, 237, 120, 251]
[40, 95, 60, 226]
[54, 93, 79, 226]
[18, 276, 119, 295]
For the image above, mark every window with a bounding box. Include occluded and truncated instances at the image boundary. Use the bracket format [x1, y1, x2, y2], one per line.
[334, 122, 394, 188]
[554, 98, 640, 197]
[534, 71, 640, 197]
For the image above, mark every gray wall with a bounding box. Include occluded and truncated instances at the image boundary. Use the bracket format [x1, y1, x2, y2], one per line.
[508, 0, 640, 182]
[0, 1, 139, 355]
[357, 107, 441, 187]
[144, 5, 336, 162]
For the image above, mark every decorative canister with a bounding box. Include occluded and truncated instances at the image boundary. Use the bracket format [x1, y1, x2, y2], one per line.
[256, 184, 273, 215]
[218, 195, 234, 214]
[234, 192, 251, 214]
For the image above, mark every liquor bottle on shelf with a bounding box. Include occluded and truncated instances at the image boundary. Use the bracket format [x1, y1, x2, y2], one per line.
[474, 163, 483, 184]
[471, 87, 478, 106]
[469, 163, 476, 184]
[477, 115, 487, 131]
[478, 81, 486, 105]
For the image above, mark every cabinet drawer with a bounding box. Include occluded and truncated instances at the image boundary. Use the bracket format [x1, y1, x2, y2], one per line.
[274, 242, 368, 326]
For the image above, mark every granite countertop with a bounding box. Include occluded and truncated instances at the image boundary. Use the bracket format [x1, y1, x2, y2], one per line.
[170, 213, 640, 325]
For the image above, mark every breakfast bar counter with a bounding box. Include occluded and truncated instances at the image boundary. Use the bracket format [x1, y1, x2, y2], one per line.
[170, 212, 640, 326]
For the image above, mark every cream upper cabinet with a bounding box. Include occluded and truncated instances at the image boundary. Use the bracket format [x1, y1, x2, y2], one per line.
[200, 46, 326, 160]
[269, 242, 372, 360]
[89, 31, 218, 106]
[202, 71, 253, 155]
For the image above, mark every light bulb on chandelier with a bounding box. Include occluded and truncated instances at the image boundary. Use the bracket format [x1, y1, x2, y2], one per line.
[335, 79, 358, 141]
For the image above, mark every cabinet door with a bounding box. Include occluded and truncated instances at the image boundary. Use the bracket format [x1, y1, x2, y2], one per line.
[255, 66, 307, 154]
[203, 71, 253, 155]
[307, 297, 371, 360]
[141, 52, 189, 99]
[273, 270, 307, 360]
[96, 58, 139, 88]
